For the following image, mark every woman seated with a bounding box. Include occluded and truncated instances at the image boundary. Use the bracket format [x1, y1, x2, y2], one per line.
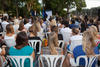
[17, 22, 27, 33]
[89, 25, 100, 47]
[70, 30, 99, 67]
[34, 21, 44, 40]
[42, 32, 63, 55]
[28, 25, 41, 40]
[28, 25, 41, 53]
[4, 24, 16, 47]
[69, 28, 83, 52]
[51, 26, 63, 40]
[8, 31, 35, 67]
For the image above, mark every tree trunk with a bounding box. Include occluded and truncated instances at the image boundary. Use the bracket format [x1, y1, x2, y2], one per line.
[16, 6, 19, 18]
[15, 0, 19, 18]
[67, 7, 70, 18]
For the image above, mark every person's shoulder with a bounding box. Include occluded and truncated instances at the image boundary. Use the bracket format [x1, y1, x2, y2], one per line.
[34, 36, 41, 40]
[5, 21, 9, 24]
[75, 35, 83, 38]
[9, 47, 15, 51]
[36, 37, 41, 40]
[28, 36, 41, 40]
[60, 28, 64, 32]
[24, 45, 33, 50]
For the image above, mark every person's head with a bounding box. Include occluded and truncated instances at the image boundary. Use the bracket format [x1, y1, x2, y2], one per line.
[16, 31, 28, 47]
[89, 25, 98, 37]
[89, 18, 94, 24]
[18, 22, 24, 31]
[9, 17, 14, 22]
[14, 19, 19, 25]
[29, 25, 37, 36]
[63, 20, 69, 27]
[72, 28, 79, 35]
[6, 24, 14, 34]
[51, 26, 58, 34]
[24, 18, 29, 24]
[82, 30, 96, 55]
[3, 16, 8, 21]
[19, 16, 22, 20]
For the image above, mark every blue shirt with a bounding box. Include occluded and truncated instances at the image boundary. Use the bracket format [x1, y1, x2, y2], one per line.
[69, 24, 79, 29]
[9, 46, 34, 67]
[73, 45, 99, 67]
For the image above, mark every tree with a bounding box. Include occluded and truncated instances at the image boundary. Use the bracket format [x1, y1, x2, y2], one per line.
[44, 0, 86, 16]
[0, 0, 41, 17]
[26, 0, 41, 12]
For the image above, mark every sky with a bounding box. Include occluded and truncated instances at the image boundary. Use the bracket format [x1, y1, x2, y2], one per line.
[85, 0, 100, 9]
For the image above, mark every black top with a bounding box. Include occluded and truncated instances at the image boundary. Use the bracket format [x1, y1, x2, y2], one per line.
[28, 36, 41, 54]
[28, 36, 41, 40]
[58, 34, 63, 40]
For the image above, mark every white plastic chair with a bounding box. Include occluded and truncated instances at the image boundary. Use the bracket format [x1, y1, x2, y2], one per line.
[70, 55, 98, 67]
[28, 40, 42, 54]
[58, 40, 64, 48]
[7, 56, 34, 67]
[39, 55, 65, 67]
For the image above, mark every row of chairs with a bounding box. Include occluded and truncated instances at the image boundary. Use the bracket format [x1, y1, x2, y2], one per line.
[7, 54, 99, 67]
[28, 40, 65, 54]
[7, 55, 65, 67]
[3, 40, 99, 67]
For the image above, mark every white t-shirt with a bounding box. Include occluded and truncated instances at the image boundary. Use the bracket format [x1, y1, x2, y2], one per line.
[1, 21, 9, 31]
[24, 23, 32, 30]
[4, 34, 16, 47]
[13, 25, 19, 34]
[37, 28, 44, 40]
[60, 27, 72, 44]
[70, 35, 83, 51]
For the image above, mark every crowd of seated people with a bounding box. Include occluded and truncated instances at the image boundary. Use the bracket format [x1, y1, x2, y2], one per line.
[0, 14, 100, 67]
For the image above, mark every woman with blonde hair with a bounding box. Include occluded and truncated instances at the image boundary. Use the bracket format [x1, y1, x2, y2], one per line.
[71, 30, 99, 66]
[28, 25, 37, 37]
[4, 24, 16, 47]
[18, 22, 27, 32]
[89, 25, 99, 38]
[42, 32, 63, 55]
[28, 25, 41, 53]
[48, 32, 59, 55]
[34, 21, 43, 40]
[89, 25, 100, 46]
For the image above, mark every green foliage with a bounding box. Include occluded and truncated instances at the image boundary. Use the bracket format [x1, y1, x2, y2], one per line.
[44, 0, 66, 14]
[0, 0, 86, 17]
[44, 0, 86, 16]
[0, 0, 41, 17]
